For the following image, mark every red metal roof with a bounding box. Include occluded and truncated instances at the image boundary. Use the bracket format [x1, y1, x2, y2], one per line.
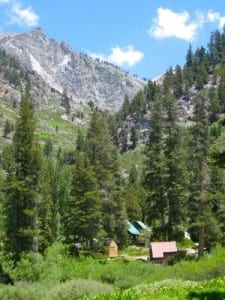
[150, 241, 177, 258]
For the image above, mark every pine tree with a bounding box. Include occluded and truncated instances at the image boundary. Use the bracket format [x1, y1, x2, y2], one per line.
[208, 87, 220, 123]
[205, 165, 225, 249]
[119, 127, 128, 153]
[46, 159, 71, 243]
[65, 152, 102, 246]
[195, 64, 208, 90]
[4, 86, 42, 260]
[218, 80, 225, 112]
[188, 91, 209, 257]
[144, 89, 188, 241]
[173, 65, 183, 98]
[76, 128, 86, 152]
[123, 166, 146, 222]
[38, 161, 53, 251]
[186, 44, 194, 68]
[130, 126, 138, 149]
[86, 111, 117, 188]
[164, 92, 187, 240]
[144, 93, 168, 240]
[86, 111, 128, 244]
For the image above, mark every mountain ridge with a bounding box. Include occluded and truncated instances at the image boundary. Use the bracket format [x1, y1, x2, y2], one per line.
[0, 27, 146, 111]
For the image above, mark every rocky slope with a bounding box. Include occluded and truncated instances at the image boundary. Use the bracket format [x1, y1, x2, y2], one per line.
[0, 28, 145, 111]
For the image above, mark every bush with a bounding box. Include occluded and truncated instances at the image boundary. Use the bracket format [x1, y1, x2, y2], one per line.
[0, 283, 43, 300]
[45, 279, 114, 300]
[90, 290, 140, 300]
[12, 252, 44, 282]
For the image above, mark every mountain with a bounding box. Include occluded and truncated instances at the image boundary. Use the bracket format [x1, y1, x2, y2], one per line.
[0, 28, 145, 111]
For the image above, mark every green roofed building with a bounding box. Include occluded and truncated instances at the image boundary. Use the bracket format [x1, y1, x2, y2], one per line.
[127, 220, 140, 239]
[134, 221, 151, 232]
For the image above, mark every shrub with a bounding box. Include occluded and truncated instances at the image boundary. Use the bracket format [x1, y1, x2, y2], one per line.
[89, 290, 140, 300]
[0, 283, 43, 300]
[12, 252, 44, 282]
[45, 278, 114, 300]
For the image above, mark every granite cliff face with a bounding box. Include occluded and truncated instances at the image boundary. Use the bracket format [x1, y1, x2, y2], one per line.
[0, 28, 145, 110]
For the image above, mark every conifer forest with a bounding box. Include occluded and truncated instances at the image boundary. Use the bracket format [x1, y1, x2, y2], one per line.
[1, 28, 225, 299]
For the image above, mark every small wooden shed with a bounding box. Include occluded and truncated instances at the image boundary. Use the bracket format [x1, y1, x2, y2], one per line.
[108, 240, 118, 258]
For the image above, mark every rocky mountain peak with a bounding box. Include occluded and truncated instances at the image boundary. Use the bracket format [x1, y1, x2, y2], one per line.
[0, 28, 146, 111]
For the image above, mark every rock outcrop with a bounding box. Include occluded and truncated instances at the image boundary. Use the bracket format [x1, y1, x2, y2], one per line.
[0, 28, 145, 110]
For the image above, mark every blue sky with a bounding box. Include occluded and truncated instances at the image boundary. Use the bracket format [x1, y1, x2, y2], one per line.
[0, 1, 225, 80]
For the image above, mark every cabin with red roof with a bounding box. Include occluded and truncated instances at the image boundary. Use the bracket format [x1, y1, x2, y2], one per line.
[149, 241, 178, 263]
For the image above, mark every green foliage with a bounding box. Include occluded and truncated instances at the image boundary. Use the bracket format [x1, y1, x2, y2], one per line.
[188, 91, 211, 256]
[91, 290, 140, 300]
[177, 238, 195, 249]
[85, 111, 128, 245]
[0, 49, 26, 88]
[3, 86, 44, 259]
[65, 151, 102, 245]
[45, 279, 113, 299]
[46, 160, 71, 242]
[12, 252, 45, 282]
[121, 246, 149, 257]
[1, 244, 225, 299]
[0, 279, 114, 300]
[143, 88, 187, 240]
[144, 92, 167, 239]
[0, 284, 39, 300]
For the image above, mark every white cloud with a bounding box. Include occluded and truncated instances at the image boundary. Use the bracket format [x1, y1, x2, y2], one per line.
[207, 11, 220, 22]
[149, 7, 199, 42]
[9, 2, 39, 27]
[0, 0, 38, 27]
[150, 8, 225, 42]
[91, 45, 144, 67]
[207, 10, 225, 29]
[108, 45, 144, 67]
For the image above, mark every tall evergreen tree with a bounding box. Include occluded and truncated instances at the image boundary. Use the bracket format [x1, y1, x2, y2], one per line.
[4, 86, 42, 260]
[86, 111, 118, 190]
[205, 165, 225, 249]
[46, 159, 71, 243]
[188, 91, 209, 257]
[173, 65, 183, 98]
[144, 93, 168, 240]
[164, 92, 187, 240]
[130, 126, 138, 149]
[86, 111, 128, 245]
[65, 151, 102, 246]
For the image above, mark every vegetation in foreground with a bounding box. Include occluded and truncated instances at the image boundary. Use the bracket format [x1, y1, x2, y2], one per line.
[0, 243, 225, 299]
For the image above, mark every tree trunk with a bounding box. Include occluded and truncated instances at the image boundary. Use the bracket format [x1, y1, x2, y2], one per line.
[198, 225, 205, 258]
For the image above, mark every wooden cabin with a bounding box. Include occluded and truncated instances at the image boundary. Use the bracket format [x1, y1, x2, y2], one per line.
[150, 241, 178, 263]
